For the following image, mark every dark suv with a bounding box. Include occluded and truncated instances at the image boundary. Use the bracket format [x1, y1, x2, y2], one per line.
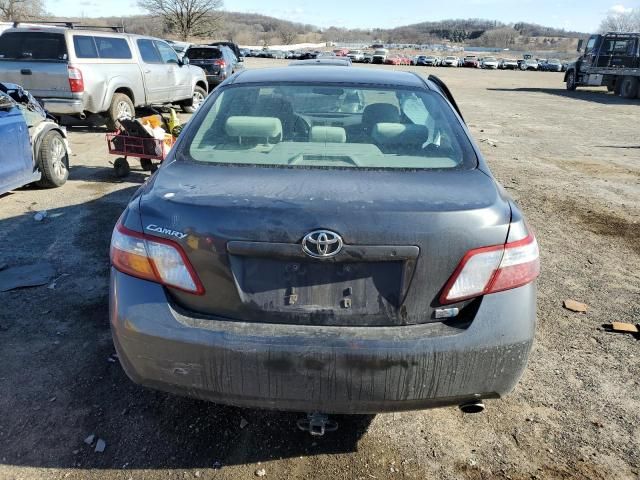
[185, 46, 242, 89]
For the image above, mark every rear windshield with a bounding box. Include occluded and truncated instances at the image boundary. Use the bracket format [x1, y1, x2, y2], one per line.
[0, 32, 68, 61]
[182, 83, 476, 170]
[186, 48, 222, 60]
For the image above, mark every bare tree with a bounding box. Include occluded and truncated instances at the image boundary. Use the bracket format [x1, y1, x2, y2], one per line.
[138, 0, 224, 41]
[0, 0, 45, 21]
[277, 25, 297, 45]
[478, 27, 518, 48]
[599, 8, 640, 33]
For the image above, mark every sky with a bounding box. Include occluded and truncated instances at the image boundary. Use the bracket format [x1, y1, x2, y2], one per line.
[46, 0, 640, 33]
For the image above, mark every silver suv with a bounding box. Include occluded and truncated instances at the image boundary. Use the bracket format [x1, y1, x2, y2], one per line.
[0, 24, 208, 127]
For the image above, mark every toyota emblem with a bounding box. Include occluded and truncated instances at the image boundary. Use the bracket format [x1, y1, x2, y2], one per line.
[302, 230, 343, 258]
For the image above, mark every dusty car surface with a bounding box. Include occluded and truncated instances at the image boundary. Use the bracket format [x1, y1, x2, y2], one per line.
[110, 67, 540, 417]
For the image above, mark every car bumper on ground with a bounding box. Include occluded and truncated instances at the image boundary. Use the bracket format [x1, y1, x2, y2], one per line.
[110, 269, 536, 414]
[40, 98, 84, 115]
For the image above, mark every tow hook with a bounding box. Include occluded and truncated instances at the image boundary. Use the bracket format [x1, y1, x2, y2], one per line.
[296, 412, 339, 436]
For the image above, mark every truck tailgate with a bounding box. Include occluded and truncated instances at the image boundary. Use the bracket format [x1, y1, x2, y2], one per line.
[0, 31, 72, 98]
[0, 61, 72, 98]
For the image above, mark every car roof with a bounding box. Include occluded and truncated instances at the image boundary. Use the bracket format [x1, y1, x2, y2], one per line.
[3, 26, 172, 42]
[231, 67, 427, 88]
[289, 59, 351, 67]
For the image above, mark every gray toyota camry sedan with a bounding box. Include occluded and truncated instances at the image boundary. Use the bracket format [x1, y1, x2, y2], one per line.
[110, 67, 539, 420]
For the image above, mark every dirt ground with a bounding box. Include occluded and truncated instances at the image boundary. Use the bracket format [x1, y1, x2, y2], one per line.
[1, 59, 639, 480]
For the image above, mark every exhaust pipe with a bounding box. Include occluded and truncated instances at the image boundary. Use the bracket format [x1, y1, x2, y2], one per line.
[78, 112, 87, 120]
[459, 400, 485, 414]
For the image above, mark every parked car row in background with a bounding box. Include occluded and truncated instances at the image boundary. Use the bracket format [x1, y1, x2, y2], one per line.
[244, 45, 569, 73]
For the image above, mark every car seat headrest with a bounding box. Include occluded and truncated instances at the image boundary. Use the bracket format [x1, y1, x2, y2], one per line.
[309, 126, 347, 143]
[225, 116, 283, 143]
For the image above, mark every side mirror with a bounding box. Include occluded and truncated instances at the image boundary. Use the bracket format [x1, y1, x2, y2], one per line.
[181, 57, 190, 66]
[238, 56, 244, 62]
[577, 39, 584, 52]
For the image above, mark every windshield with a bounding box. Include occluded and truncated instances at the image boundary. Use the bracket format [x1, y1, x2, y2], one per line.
[484, 57, 496, 62]
[182, 83, 476, 170]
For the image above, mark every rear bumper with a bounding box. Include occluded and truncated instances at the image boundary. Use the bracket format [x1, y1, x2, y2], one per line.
[205, 74, 226, 87]
[40, 98, 84, 115]
[110, 269, 536, 414]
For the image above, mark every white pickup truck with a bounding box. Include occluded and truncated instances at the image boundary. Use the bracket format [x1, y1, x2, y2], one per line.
[0, 23, 209, 127]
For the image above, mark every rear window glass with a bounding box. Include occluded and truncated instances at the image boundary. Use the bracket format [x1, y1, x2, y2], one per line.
[95, 37, 131, 59]
[182, 84, 476, 171]
[0, 32, 68, 61]
[73, 35, 132, 59]
[186, 48, 222, 60]
[73, 36, 98, 58]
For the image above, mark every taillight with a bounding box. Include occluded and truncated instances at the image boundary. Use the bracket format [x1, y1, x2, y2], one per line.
[213, 59, 226, 68]
[68, 66, 84, 93]
[439, 234, 540, 305]
[110, 223, 204, 295]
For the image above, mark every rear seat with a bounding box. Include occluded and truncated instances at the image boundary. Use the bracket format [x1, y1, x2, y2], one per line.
[309, 126, 347, 143]
[371, 123, 429, 153]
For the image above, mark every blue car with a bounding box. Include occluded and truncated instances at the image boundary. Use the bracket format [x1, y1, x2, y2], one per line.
[0, 83, 69, 195]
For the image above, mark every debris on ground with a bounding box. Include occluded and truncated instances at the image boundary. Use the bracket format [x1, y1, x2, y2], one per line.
[608, 322, 639, 334]
[563, 299, 588, 313]
[83, 434, 95, 445]
[255, 468, 266, 477]
[479, 138, 498, 147]
[240, 418, 248, 429]
[33, 211, 47, 222]
[0, 262, 55, 292]
[95, 438, 106, 453]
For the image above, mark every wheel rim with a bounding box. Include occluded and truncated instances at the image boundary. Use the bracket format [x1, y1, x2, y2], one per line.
[192, 91, 205, 111]
[51, 137, 67, 179]
[116, 100, 132, 119]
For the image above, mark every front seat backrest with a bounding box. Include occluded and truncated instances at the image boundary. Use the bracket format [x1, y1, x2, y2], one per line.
[361, 103, 400, 135]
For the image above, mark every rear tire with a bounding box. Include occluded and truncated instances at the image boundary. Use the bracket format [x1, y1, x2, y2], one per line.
[35, 130, 69, 188]
[619, 76, 639, 99]
[106, 93, 135, 131]
[182, 86, 207, 114]
[565, 70, 577, 91]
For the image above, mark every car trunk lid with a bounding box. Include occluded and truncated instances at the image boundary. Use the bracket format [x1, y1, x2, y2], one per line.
[138, 163, 511, 326]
